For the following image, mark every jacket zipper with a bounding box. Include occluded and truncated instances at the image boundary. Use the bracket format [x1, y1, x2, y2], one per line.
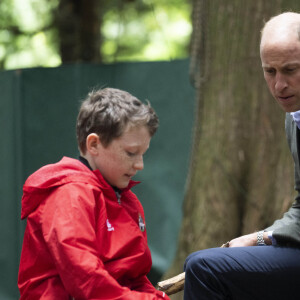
[115, 190, 121, 205]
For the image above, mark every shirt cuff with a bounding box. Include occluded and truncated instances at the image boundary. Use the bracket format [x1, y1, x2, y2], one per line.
[267, 230, 277, 245]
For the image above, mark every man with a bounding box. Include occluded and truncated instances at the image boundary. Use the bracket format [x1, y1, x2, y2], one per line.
[184, 12, 300, 300]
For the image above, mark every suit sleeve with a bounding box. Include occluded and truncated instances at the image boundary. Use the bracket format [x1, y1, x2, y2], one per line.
[40, 183, 169, 300]
[265, 113, 300, 246]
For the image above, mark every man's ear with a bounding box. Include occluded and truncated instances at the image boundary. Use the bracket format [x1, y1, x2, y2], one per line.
[86, 133, 100, 155]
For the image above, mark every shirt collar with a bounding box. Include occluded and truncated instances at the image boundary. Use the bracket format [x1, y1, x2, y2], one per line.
[290, 110, 300, 129]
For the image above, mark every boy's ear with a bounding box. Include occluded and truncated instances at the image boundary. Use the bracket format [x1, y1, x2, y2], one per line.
[86, 133, 100, 155]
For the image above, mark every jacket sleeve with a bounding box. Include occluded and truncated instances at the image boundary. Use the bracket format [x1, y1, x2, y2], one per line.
[131, 274, 167, 297]
[265, 113, 300, 246]
[40, 183, 169, 300]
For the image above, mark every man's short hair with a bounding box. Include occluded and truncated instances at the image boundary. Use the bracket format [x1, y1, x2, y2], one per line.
[261, 12, 300, 42]
[76, 87, 159, 154]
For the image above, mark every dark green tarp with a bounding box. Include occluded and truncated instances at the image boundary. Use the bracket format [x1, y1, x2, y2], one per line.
[0, 59, 194, 299]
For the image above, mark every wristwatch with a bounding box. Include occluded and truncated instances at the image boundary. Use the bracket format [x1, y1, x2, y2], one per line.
[257, 231, 266, 246]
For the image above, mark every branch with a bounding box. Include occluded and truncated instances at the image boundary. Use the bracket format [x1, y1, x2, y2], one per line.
[157, 272, 185, 295]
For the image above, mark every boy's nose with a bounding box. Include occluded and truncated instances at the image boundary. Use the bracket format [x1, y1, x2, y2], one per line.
[134, 156, 144, 170]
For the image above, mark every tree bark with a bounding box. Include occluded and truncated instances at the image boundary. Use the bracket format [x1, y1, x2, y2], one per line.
[55, 0, 103, 63]
[167, 1, 300, 298]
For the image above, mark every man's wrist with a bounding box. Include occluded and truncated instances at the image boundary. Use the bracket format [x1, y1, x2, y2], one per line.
[267, 230, 277, 245]
[257, 231, 267, 246]
[256, 230, 274, 246]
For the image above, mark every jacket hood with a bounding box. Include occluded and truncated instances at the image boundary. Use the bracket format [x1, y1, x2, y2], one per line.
[21, 157, 139, 219]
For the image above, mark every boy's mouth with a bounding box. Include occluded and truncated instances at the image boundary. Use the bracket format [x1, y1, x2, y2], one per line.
[125, 173, 136, 179]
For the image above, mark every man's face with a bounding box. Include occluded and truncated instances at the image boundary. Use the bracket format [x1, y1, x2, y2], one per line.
[261, 37, 300, 112]
[93, 125, 151, 189]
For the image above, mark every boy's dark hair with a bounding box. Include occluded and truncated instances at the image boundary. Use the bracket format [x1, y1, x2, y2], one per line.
[76, 87, 159, 154]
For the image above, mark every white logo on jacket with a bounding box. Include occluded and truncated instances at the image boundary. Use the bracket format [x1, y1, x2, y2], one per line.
[138, 214, 145, 232]
[106, 219, 114, 231]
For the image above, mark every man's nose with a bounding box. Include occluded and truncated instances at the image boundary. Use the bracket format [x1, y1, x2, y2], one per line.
[275, 73, 288, 92]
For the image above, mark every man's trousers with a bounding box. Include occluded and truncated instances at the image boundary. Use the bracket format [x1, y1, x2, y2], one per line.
[184, 246, 300, 299]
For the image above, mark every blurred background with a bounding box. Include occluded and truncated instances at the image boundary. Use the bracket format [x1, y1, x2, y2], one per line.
[0, 1, 194, 299]
[2, 1, 300, 299]
[0, 0, 191, 68]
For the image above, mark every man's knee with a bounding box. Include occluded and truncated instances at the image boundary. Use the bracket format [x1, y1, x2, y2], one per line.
[185, 250, 213, 278]
[185, 248, 228, 279]
[184, 249, 229, 299]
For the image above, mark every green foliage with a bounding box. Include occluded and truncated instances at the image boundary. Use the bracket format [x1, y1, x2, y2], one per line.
[101, 0, 192, 62]
[0, 0, 60, 69]
[0, 0, 191, 70]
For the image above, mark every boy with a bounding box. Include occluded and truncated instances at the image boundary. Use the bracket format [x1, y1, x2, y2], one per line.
[18, 88, 169, 299]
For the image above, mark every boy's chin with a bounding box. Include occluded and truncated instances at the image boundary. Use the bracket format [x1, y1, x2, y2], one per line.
[115, 180, 130, 189]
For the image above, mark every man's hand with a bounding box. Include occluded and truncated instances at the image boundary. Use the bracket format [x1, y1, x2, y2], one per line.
[228, 232, 258, 247]
[228, 232, 272, 247]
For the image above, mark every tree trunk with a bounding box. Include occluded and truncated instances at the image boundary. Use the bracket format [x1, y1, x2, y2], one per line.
[55, 0, 103, 63]
[167, 1, 300, 299]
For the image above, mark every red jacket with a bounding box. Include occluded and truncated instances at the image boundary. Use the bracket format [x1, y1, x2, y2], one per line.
[18, 157, 169, 300]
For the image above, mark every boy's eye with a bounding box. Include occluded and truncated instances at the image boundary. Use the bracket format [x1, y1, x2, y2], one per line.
[126, 151, 136, 157]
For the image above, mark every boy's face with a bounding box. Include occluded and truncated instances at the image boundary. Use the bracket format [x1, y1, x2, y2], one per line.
[93, 125, 151, 189]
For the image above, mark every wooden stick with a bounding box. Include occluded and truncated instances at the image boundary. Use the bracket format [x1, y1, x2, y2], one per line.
[157, 272, 185, 295]
[157, 242, 230, 295]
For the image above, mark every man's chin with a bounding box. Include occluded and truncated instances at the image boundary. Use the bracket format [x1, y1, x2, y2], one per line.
[277, 101, 300, 113]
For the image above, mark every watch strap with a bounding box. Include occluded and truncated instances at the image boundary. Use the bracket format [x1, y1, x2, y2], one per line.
[257, 231, 266, 246]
